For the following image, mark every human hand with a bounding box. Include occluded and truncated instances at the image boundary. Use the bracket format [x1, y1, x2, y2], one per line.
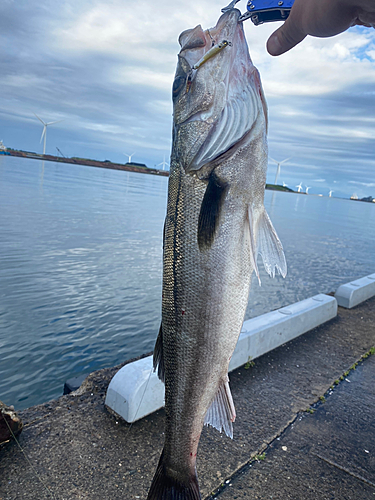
[267, 0, 375, 56]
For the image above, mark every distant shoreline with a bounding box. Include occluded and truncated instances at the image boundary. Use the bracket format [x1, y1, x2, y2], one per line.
[2, 149, 292, 192]
[3, 149, 169, 177]
[2, 150, 374, 202]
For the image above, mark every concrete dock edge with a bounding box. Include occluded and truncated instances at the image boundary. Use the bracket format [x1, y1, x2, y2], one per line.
[335, 273, 375, 308]
[2, 292, 375, 500]
[105, 293, 337, 423]
[229, 293, 337, 371]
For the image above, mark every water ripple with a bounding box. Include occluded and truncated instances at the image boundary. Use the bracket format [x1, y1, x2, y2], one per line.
[0, 157, 374, 409]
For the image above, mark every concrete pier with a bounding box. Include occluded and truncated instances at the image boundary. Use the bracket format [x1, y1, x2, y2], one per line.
[106, 294, 337, 423]
[0, 295, 374, 499]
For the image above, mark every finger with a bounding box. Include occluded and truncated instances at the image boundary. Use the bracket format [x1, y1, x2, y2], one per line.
[267, 21, 306, 56]
[357, 12, 375, 28]
[353, 19, 374, 27]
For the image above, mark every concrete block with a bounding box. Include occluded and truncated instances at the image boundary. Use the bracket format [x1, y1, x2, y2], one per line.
[229, 294, 337, 371]
[105, 356, 164, 423]
[106, 294, 337, 423]
[335, 274, 375, 309]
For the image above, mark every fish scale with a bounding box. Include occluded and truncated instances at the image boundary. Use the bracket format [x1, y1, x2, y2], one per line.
[147, 8, 286, 500]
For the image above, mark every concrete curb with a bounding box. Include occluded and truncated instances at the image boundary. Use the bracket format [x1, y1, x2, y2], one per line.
[335, 273, 375, 308]
[229, 293, 337, 371]
[105, 294, 337, 423]
[105, 355, 162, 423]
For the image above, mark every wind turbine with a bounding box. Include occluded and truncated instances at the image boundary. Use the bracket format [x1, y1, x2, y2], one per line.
[157, 155, 169, 171]
[124, 152, 136, 164]
[329, 190, 334, 197]
[306, 186, 311, 194]
[34, 113, 62, 155]
[282, 181, 288, 188]
[270, 157, 291, 185]
[296, 182, 303, 193]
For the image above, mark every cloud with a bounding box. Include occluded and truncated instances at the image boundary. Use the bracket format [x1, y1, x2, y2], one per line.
[348, 181, 375, 188]
[112, 66, 174, 91]
[257, 29, 375, 97]
[0, 0, 374, 198]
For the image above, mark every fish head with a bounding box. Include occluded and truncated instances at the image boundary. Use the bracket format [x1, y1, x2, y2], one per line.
[172, 9, 267, 177]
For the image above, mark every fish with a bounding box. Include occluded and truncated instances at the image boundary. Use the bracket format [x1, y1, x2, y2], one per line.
[147, 8, 286, 500]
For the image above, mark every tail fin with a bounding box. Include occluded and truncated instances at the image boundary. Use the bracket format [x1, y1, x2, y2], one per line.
[147, 450, 201, 500]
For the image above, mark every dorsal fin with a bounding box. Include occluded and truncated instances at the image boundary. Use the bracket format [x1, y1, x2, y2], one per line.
[153, 323, 165, 383]
[257, 209, 287, 278]
[248, 205, 287, 283]
[248, 204, 261, 285]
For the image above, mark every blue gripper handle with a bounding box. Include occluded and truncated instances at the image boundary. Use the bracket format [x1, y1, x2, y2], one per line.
[244, 0, 294, 25]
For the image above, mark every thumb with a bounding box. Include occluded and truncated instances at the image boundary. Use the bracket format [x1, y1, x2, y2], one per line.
[267, 19, 306, 56]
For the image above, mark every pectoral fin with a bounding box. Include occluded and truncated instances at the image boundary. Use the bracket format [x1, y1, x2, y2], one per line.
[198, 172, 228, 251]
[248, 206, 287, 282]
[204, 377, 236, 439]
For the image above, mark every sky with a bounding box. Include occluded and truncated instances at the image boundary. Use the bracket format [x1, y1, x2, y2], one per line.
[1, 0, 375, 199]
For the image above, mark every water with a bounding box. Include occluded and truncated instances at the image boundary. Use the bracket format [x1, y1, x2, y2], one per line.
[0, 156, 374, 410]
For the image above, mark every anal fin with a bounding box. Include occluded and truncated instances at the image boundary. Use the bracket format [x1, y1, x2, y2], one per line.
[153, 323, 165, 383]
[204, 377, 236, 439]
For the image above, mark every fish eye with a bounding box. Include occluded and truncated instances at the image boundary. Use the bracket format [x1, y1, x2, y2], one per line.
[173, 75, 186, 97]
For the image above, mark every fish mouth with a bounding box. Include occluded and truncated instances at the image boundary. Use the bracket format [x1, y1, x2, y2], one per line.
[207, 8, 241, 45]
[178, 9, 241, 76]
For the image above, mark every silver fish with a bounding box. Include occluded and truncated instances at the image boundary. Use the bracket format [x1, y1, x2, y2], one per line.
[147, 8, 286, 500]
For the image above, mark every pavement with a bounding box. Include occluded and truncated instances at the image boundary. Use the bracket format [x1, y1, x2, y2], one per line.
[0, 296, 374, 500]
